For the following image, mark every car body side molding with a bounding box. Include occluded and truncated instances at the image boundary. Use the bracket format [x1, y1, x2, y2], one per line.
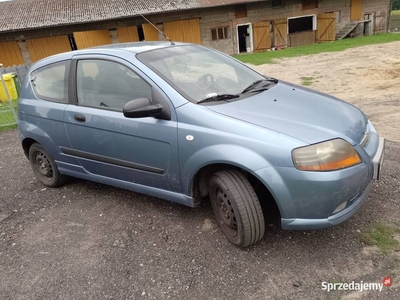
[60, 147, 164, 174]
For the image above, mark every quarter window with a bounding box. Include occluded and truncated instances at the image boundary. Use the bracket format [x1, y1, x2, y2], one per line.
[30, 61, 70, 103]
[76, 60, 152, 110]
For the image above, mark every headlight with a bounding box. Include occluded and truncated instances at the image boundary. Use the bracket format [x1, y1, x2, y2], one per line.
[292, 139, 361, 171]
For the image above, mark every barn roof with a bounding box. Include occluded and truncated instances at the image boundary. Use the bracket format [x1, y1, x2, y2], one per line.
[0, 0, 265, 32]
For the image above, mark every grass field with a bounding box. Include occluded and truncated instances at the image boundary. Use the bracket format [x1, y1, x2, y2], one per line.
[234, 33, 400, 65]
[392, 10, 400, 15]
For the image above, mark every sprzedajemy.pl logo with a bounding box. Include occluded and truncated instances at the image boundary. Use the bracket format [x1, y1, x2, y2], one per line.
[322, 277, 392, 293]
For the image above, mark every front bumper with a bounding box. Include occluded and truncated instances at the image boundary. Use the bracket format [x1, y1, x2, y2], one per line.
[372, 137, 385, 180]
[281, 182, 372, 230]
[279, 137, 385, 230]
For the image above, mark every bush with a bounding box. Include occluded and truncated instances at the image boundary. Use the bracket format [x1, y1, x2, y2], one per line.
[393, 0, 400, 10]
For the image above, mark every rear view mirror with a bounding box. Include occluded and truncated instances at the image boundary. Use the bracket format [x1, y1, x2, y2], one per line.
[123, 98, 162, 118]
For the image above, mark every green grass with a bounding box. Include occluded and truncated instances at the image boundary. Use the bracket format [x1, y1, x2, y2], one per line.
[234, 33, 400, 65]
[0, 100, 18, 131]
[329, 278, 345, 284]
[392, 10, 400, 15]
[300, 76, 314, 86]
[359, 222, 400, 254]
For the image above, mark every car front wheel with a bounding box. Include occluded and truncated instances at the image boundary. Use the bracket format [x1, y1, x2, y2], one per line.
[28, 143, 67, 187]
[209, 169, 265, 247]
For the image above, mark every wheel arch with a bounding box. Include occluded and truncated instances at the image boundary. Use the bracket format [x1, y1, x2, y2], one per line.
[22, 138, 38, 158]
[190, 163, 281, 219]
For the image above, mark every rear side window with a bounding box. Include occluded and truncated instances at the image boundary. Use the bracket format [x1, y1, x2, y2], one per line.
[30, 60, 70, 103]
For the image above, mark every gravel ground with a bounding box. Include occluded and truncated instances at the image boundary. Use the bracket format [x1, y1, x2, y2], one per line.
[1, 43, 400, 300]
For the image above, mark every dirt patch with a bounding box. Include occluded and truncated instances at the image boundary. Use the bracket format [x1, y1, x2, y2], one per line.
[252, 41, 400, 143]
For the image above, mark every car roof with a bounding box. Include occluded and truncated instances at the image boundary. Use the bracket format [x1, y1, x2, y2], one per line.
[91, 41, 187, 53]
[30, 41, 192, 70]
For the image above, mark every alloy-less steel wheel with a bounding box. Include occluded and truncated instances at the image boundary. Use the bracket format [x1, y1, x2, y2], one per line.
[28, 143, 67, 187]
[209, 169, 265, 247]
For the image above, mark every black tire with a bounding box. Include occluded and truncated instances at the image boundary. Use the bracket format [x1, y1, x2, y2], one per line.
[28, 143, 67, 187]
[209, 169, 265, 247]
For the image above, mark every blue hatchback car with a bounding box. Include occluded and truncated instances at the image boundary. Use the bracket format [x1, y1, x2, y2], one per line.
[18, 42, 385, 247]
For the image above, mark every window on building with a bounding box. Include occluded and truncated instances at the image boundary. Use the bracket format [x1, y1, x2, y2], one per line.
[288, 15, 316, 34]
[302, 0, 318, 10]
[211, 27, 230, 40]
[272, 0, 284, 8]
[30, 60, 70, 103]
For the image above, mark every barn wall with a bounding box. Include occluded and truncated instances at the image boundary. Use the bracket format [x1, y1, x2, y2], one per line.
[0, 0, 391, 65]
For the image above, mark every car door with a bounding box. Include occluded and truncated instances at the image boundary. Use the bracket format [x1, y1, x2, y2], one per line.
[63, 55, 181, 193]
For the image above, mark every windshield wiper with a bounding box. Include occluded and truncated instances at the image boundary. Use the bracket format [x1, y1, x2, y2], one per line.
[197, 94, 239, 104]
[241, 78, 278, 94]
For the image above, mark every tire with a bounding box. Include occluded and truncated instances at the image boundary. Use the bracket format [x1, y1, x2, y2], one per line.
[28, 143, 67, 187]
[209, 169, 265, 247]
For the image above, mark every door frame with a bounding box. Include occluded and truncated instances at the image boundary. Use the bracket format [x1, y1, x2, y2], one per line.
[236, 23, 254, 54]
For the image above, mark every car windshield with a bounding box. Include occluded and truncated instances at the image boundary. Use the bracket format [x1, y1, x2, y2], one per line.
[137, 45, 267, 103]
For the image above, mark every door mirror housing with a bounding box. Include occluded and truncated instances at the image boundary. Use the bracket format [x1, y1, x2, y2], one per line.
[123, 98, 162, 118]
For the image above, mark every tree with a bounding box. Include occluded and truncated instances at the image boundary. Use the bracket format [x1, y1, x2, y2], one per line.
[393, 0, 400, 10]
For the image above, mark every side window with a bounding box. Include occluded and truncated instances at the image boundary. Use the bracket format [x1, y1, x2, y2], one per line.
[76, 60, 152, 110]
[30, 61, 70, 103]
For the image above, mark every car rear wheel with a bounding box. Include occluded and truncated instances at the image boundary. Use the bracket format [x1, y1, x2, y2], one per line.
[209, 169, 265, 247]
[29, 143, 67, 187]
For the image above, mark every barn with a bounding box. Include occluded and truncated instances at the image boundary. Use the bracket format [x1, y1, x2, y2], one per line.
[0, 0, 392, 67]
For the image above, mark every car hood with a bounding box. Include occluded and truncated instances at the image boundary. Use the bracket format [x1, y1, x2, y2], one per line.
[207, 81, 367, 145]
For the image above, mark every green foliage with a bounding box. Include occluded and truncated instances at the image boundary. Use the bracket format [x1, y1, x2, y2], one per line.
[393, 0, 400, 10]
[234, 33, 400, 65]
[300, 77, 314, 86]
[358, 222, 400, 254]
[0, 100, 18, 130]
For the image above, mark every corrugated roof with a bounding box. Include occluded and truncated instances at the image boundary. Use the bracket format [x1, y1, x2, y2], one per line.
[196, 0, 265, 6]
[0, 0, 267, 32]
[0, 0, 202, 32]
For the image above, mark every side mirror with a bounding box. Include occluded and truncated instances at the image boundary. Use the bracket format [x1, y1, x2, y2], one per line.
[123, 98, 162, 118]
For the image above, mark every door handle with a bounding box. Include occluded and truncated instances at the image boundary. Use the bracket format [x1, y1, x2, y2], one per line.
[74, 114, 86, 122]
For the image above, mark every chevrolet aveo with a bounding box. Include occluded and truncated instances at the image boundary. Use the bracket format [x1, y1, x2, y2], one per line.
[18, 42, 385, 247]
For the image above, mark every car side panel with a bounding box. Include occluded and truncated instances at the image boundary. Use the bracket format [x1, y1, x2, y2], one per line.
[175, 103, 305, 196]
[18, 98, 79, 167]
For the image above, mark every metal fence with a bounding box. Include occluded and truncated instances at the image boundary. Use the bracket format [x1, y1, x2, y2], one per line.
[0, 64, 29, 128]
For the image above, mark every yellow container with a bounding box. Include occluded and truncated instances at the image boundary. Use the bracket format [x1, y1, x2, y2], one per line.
[0, 73, 19, 102]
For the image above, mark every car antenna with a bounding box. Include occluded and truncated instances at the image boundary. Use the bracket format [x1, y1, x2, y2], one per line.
[139, 13, 175, 45]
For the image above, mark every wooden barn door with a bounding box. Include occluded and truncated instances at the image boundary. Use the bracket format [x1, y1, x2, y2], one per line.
[273, 18, 288, 47]
[26, 36, 71, 62]
[74, 30, 111, 49]
[253, 21, 271, 51]
[317, 13, 336, 42]
[164, 19, 201, 44]
[351, 0, 363, 21]
[0, 41, 24, 67]
[117, 26, 140, 43]
[142, 24, 159, 41]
